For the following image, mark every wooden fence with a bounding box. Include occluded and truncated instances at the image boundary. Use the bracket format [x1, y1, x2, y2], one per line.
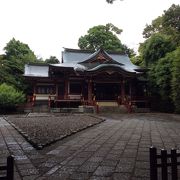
[150, 146, 180, 180]
[0, 155, 14, 180]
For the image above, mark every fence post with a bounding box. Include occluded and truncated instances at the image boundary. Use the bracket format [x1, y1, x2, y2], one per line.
[150, 146, 158, 180]
[171, 149, 178, 180]
[7, 155, 14, 180]
[161, 149, 168, 180]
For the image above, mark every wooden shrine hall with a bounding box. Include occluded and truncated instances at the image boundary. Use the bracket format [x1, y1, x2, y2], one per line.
[24, 48, 148, 113]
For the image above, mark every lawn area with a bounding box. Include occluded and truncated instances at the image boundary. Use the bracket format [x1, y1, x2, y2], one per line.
[6, 113, 104, 149]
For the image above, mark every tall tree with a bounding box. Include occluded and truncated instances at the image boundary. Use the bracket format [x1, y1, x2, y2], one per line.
[143, 4, 180, 45]
[45, 56, 59, 64]
[162, 4, 180, 45]
[139, 4, 180, 112]
[143, 16, 163, 39]
[4, 38, 36, 65]
[2, 38, 37, 91]
[171, 47, 180, 113]
[78, 23, 124, 52]
[140, 33, 175, 66]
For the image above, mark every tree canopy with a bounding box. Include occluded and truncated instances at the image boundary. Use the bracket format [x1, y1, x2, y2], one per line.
[4, 38, 36, 62]
[143, 4, 180, 45]
[138, 4, 180, 113]
[1, 38, 38, 91]
[78, 23, 135, 59]
[140, 33, 175, 66]
[45, 56, 59, 64]
[78, 23, 124, 52]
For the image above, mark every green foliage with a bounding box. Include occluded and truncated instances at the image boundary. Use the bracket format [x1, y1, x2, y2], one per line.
[163, 4, 180, 31]
[146, 47, 180, 113]
[139, 33, 175, 66]
[4, 38, 36, 64]
[78, 24, 124, 52]
[171, 47, 180, 113]
[0, 83, 25, 112]
[162, 4, 180, 43]
[45, 56, 59, 64]
[143, 4, 180, 45]
[140, 4, 180, 112]
[130, 55, 143, 66]
[2, 38, 38, 91]
[122, 44, 136, 58]
[147, 55, 174, 112]
[143, 16, 163, 39]
[153, 53, 173, 98]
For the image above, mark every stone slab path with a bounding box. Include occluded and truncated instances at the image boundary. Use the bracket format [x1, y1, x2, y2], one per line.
[0, 113, 180, 179]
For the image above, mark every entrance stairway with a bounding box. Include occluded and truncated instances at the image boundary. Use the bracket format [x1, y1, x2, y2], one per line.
[32, 100, 49, 112]
[24, 100, 49, 113]
[97, 101, 128, 113]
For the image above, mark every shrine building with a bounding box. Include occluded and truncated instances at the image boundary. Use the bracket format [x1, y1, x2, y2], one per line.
[24, 48, 148, 113]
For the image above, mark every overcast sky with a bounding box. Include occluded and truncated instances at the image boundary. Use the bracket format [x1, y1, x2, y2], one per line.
[0, 0, 179, 60]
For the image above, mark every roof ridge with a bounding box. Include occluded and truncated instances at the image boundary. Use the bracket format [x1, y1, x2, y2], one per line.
[63, 48, 94, 53]
[63, 47, 127, 55]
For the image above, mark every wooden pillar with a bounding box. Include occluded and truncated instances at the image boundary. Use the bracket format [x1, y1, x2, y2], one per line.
[88, 79, 92, 104]
[129, 80, 132, 100]
[64, 78, 68, 99]
[56, 84, 58, 96]
[33, 84, 36, 95]
[121, 79, 125, 103]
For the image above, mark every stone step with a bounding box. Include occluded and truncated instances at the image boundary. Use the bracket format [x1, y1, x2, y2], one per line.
[97, 101, 118, 107]
[99, 105, 128, 113]
[133, 107, 150, 113]
[33, 104, 49, 113]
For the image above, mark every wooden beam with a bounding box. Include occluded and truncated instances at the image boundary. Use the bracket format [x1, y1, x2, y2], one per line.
[88, 79, 92, 104]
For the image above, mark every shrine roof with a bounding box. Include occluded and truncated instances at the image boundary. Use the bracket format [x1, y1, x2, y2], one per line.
[24, 64, 49, 77]
[24, 48, 146, 77]
[59, 48, 142, 73]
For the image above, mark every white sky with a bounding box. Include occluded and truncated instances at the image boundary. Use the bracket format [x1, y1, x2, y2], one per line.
[0, 0, 179, 60]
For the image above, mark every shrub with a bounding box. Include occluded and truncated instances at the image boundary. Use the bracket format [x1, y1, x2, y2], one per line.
[0, 83, 25, 113]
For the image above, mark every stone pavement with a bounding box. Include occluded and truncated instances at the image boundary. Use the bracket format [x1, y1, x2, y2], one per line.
[0, 113, 180, 179]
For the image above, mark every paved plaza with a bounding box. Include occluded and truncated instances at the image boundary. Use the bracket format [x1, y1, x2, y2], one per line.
[0, 113, 180, 179]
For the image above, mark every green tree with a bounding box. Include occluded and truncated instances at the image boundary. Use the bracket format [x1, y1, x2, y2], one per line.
[147, 52, 175, 112]
[122, 44, 136, 58]
[78, 23, 124, 52]
[143, 16, 163, 39]
[162, 4, 180, 45]
[143, 4, 180, 45]
[139, 4, 180, 112]
[139, 33, 175, 66]
[162, 4, 180, 31]
[3, 38, 37, 91]
[171, 47, 180, 113]
[154, 54, 173, 99]
[4, 38, 36, 62]
[0, 83, 25, 113]
[130, 55, 143, 66]
[45, 56, 59, 64]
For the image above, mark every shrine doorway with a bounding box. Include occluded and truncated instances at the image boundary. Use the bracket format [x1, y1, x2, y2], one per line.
[94, 83, 120, 101]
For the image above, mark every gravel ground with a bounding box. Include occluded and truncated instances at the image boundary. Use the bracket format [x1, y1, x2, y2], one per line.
[6, 114, 104, 149]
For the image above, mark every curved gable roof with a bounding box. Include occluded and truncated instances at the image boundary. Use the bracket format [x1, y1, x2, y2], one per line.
[79, 49, 123, 65]
[62, 48, 143, 74]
